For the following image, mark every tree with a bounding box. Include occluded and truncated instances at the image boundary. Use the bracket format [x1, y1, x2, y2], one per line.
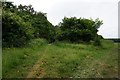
[56, 17, 103, 43]
[2, 2, 56, 47]
[2, 10, 34, 47]
[31, 12, 55, 42]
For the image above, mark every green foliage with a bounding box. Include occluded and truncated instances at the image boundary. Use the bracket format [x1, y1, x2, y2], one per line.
[54, 26, 63, 41]
[2, 1, 103, 48]
[2, 2, 17, 12]
[98, 35, 104, 39]
[17, 4, 35, 16]
[2, 2, 55, 47]
[27, 38, 48, 49]
[2, 10, 34, 47]
[93, 36, 101, 46]
[31, 12, 55, 42]
[93, 18, 103, 29]
[56, 17, 103, 43]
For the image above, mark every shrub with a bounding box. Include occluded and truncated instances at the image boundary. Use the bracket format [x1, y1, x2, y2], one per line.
[2, 10, 34, 47]
[56, 17, 103, 43]
[93, 36, 101, 46]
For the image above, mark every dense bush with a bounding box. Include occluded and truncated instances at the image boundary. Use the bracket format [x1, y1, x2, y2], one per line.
[55, 17, 103, 43]
[93, 35, 101, 46]
[2, 2, 103, 47]
[2, 2, 55, 47]
[2, 10, 34, 47]
[31, 12, 55, 42]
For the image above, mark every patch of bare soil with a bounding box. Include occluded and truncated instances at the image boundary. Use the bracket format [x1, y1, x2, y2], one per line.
[27, 46, 50, 78]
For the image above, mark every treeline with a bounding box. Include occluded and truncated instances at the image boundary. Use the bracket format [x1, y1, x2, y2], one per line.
[2, 2, 55, 47]
[2, 2, 103, 48]
[55, 17, 103, 42]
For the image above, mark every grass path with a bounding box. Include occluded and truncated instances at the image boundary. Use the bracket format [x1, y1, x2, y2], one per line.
[27, 44, 50, 78]
[27, 41, 118, 78]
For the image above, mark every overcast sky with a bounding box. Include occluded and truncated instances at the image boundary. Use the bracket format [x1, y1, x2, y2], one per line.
[7, 0, 119, 38]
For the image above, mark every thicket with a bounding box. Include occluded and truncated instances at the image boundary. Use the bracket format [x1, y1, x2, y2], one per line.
[55, 17, 103, 43]
[2, 2, 55, 47]
[2, 2, 103, 47]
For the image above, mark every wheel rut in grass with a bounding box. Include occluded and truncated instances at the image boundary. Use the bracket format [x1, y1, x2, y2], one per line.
[27, 45, 50, 78]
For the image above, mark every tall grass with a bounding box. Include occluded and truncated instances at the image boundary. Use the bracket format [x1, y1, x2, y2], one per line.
[2, 39, 118, 78]
[38, 40, 118, 78]
[2, 38, 48, 77]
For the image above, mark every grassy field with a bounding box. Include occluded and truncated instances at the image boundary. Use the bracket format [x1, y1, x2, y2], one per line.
[2, 39, 118, 78]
